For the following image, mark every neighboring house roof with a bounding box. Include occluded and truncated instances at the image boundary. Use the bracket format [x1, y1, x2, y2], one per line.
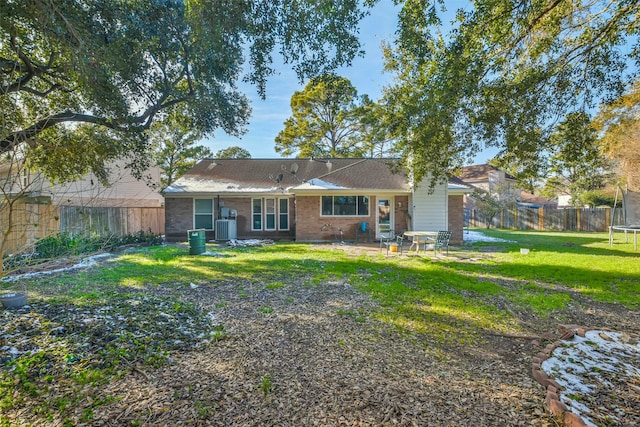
[458, 164, 517, 183]
[519, 191, 556, 208]
[164, 158, 473, 195]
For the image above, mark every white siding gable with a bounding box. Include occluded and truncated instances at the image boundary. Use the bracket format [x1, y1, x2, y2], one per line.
[411, 179, 448, 231]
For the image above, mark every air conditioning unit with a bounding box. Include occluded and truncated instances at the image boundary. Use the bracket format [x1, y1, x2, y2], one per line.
[215, 219, 237, 241]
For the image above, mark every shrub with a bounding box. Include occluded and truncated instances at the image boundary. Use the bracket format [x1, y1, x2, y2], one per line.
[2, 230, 164, 272]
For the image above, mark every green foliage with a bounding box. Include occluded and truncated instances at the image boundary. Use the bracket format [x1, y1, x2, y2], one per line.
[541, 112, 614, 203]
[0, 0, 371, 181]
[150, 114, 210, 189]
[489, 153, 546, 194]
[258, 306, 274, 314]
[215, 146, 251, 159]
[579, 190, 619, 208]
[275, 74, 371, 158]
[383, 1, 638, 186]
[260, 374, 273, 397]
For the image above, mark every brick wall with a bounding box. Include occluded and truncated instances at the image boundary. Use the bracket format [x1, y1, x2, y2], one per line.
[296, 196, 377, 242]
[167, 194, 413, 243]
[225, 197, 294, 241]
[164, 197, 193, 242]
[165, 196, 296, 242]
[448, 194, 464, 244]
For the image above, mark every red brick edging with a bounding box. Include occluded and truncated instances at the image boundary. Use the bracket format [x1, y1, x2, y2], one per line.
[531, 324, 602, 427]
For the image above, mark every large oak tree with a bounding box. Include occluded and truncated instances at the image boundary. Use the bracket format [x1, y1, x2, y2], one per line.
[0, 0, 371, 182]
[383, 0, 639, 187]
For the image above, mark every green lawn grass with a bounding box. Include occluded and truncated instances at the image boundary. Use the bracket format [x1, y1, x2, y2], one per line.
[457, 229, 640, 306]
[1, 230, 638, 423]
[7, 230, 639, 333]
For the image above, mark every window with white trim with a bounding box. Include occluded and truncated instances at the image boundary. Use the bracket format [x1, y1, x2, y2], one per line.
[279, 199, 289, 230]
[252, 198, 262, 230]
[252, 197, 290, 231]
[194, 199, 213, 229]
[321, 195, 369, 216]
[265, 198, 276, 230]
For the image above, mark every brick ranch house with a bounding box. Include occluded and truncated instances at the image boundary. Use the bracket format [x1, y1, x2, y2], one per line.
[163, 158, 472, 245]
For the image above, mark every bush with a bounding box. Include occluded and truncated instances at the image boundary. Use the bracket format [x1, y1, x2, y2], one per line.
[3, 230, 164, 272]
[579, 190, 620, 208]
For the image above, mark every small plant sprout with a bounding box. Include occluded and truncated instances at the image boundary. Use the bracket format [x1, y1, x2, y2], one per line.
[260, 374, 273, 397]
[258, 306, 274, 314]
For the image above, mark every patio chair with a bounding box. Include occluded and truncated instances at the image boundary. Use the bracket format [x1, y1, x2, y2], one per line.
[427, 230, 452, 255]
[380, 230, 404, 255]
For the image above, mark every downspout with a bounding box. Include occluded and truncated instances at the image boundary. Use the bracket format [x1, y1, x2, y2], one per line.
[292, 196, 297, 241]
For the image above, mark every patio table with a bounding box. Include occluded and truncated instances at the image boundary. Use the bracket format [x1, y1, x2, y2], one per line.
[404, 231, 438, 253]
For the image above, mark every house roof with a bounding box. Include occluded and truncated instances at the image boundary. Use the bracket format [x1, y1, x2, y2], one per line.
[163, 158, 410, 194]
[447, 176, 474, 194]
[163, 158, 473, 195]
[519, 191, 556, 207]
[458, 164, 517, 183]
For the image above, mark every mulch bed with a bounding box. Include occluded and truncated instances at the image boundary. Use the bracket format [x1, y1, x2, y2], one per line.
[87, 278, 555, 426]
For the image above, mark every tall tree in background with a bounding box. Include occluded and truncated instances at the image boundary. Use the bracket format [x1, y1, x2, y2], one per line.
[275, 74, 370, 158]
[215, 146, 252, 159]
[541, 112, 613, 205]
[383, 1, 639, 187]
[595, 80, 640, 191]
[0, 0, 371, 183]
[360, 96, 397, 158]
[150, 116, 210, 189]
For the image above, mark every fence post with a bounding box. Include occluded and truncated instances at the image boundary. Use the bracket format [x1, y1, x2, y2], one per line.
[577, 209, 581, 232]
[538, 207, 543, 230]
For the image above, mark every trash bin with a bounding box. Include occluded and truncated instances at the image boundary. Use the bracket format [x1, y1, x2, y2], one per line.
[188, 229, 206, 255]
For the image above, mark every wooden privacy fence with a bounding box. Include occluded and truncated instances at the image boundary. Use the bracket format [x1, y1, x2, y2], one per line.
[58, 206, 164, 237]
[1, 203, 165, 255]
[464, 206, 623, 232]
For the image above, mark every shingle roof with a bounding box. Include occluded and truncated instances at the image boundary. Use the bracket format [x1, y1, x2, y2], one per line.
[458, 164, 516, 182]
[163, 158, 410, 194]
[519, 191, 556, 206]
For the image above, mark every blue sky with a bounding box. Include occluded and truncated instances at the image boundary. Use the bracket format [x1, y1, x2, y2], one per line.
[203, 1, 494, 165]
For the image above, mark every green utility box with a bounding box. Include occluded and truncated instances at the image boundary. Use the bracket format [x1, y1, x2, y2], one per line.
[188, 229, 206, 255]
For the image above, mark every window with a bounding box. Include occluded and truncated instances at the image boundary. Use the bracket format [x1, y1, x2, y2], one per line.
[321, 196, 369, 216]
[252, 198, 262, 230]
[279, 199, 289, 230]
[194, 199, 213, 229]
[265, 198, 276, 230]
[253, 198, 289, 231]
